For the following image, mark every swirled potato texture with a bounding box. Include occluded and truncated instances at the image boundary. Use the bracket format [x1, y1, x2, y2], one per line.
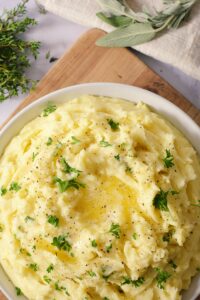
[0, 96, 200, 300]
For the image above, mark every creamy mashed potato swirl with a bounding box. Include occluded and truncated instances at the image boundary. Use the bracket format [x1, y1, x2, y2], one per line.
[0, 95, 200, 300]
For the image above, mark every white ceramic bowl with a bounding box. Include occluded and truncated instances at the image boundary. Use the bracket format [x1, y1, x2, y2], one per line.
[0, 83, 199, 300]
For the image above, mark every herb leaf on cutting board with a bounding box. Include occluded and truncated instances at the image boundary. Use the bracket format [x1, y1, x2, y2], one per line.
[0, 0, 40, 102]
[96, 0, 198, 47]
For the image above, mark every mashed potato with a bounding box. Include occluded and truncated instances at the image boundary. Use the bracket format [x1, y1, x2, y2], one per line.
[0, 95, 200, 300]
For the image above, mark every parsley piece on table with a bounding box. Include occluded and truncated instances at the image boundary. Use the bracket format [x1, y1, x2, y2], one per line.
[100, 138, 112, 147]
[155, 268, 171, 289]
[15, 286, 23, 296]
[109, 223, 121, 239]
[52, 235, 72, 252]
[46, 137, 53, 146]
[61, 157, 81, 176]
[71, 136, 80, 144]
[91, 239, 97, 247]
[42, 103, 57, 117]
[9, 182, 21, 192]
[47, 215, 59, 227]
[46, 263, 54, 273]
[163, 149, 174, 168]
[29, 263, 39, 271]
[54, 177, 85, 192]
[0, 186, 7, 196]
[107, 119, 119, 131]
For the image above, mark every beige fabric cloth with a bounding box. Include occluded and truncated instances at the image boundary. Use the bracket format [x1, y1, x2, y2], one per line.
[36, 0, 200, 80]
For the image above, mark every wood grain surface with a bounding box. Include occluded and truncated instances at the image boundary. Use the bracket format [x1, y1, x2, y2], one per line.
[0, 29, 199, 300]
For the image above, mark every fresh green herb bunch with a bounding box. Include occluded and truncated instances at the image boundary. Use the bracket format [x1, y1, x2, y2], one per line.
[96, 0, 198, 47]
[0, 0, 40, 102]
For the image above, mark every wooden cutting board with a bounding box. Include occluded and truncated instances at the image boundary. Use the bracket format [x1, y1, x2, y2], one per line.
[0, 29, 199, 300]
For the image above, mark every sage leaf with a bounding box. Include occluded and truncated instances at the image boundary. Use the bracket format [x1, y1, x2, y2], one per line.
[96, 23, 156, 47]
[96, 0, 133, 17]
[96, 12, 133, 27]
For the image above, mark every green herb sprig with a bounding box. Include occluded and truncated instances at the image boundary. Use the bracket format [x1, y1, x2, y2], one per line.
[96, 0, 197, 47]
[0, 0, 40, 102]
[155, 268, 171, 289]
[52, 235, 72, 252]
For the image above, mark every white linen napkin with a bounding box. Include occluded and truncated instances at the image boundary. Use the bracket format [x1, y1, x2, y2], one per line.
[36, 0, 200, 81]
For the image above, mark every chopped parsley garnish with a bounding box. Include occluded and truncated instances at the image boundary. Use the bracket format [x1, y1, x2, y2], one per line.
[114, 154, 120, 161]
[91, 239, 97, 247]
[43, 275, 52, 284]
[99, 138, 112, 147]
[46, 263, 54, 273]
[132, 232, 137, 240]
[121, 276, 145, 287]
[162, 231, 173, 242]
[169, 260, 177, 269]
[153, 189, 169, 211]
[54, 177, 86, 192]
[71, 136, 80, 144]
[103, 298, 110, 300]
[87, 270, 96, 277]
[125, 165, 132, 173]
[54, 281, 63, 291]
[25, 216, 34, 222]
[109, 223, 121, 239]
[19, 248, 31, 256]
[32, 152, 39, 161]
[54, 281, 70, 295]
[61, 157, 81, 176]
[0, 186, 7, 196]
[107, 119, 119, 131]
[46, 137, 53, 146]
[29, 263, 39, 271]
[0, 225, 3, 232]
[163, 149, 174, 168]
[15, 286, 23, 296]
[42, 103, 57, 117]
[155, 268, 171, 289]
[52, 235, 72, 252]
[191, 200, 200, 207]
[153, 189, 178, 211]
[47, 215, 59, 227]
[105, 243, 112, 253]
[9, 182, 21, 192]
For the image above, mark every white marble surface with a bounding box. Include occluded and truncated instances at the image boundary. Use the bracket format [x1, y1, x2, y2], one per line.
[0, 0, 199, 127]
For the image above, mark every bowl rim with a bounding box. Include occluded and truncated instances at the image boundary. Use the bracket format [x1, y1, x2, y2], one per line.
[0, 82, 199, 300]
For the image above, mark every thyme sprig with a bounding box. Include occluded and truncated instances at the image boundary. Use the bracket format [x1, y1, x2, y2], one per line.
[0, 0, 40, 101]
